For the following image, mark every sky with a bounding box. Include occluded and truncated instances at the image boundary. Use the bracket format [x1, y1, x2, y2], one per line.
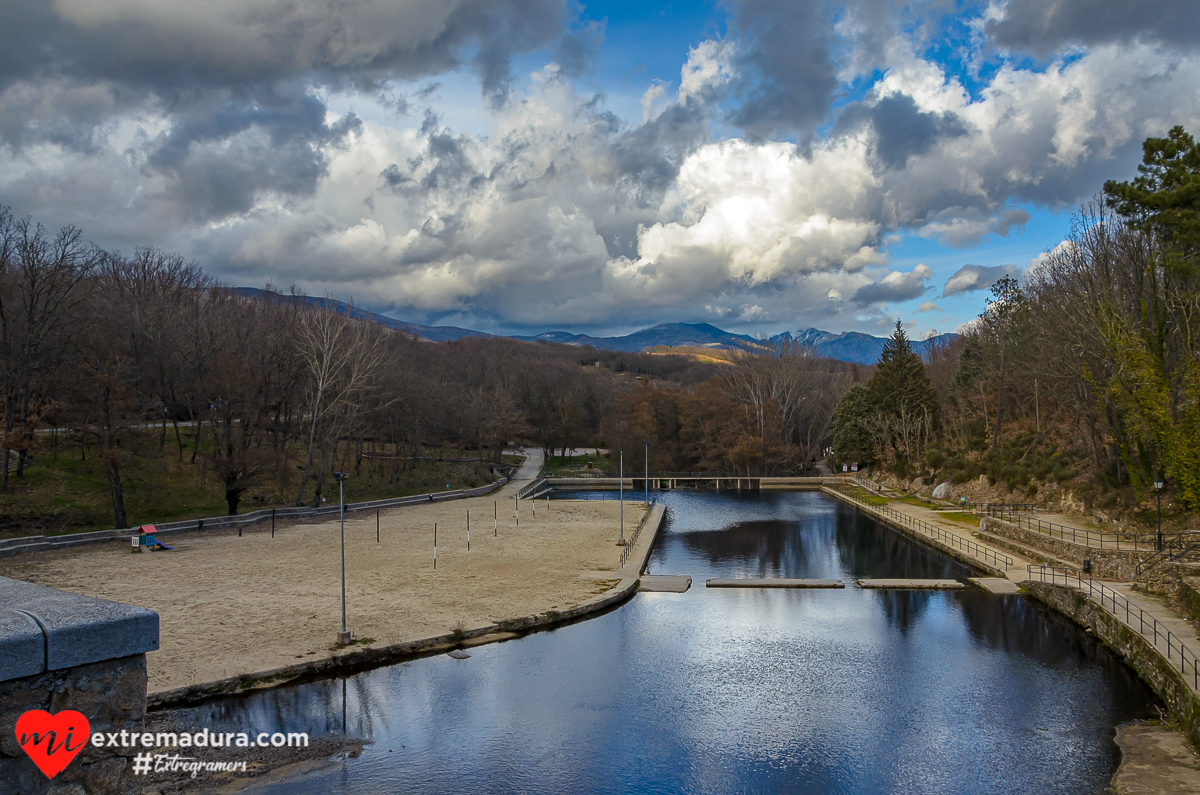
[1, 0, 1198, 338]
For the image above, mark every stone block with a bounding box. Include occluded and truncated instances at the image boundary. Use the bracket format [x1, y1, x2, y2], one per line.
[0, 608, 45, 679]
[932, 481, 953, 500]
[0, 577, 158, 675]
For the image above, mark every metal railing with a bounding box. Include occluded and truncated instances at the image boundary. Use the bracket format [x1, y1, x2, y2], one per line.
[1136, 532, 1200, 575]
[1026, 565, 1200, 690]
[517, 476, 548, 499]
[835, 487, 1014, 570]
[978, 506, 1160, 551]
[962, 502, 1037, 515]
[619, 499, 658, 569]
[852, 475, 883, 493]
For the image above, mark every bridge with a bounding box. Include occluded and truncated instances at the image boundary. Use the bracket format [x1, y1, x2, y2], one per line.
[518, 474, 849, 498]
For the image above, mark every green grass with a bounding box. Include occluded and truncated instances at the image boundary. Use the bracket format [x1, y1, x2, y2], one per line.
[0, 431, 504, 540]
[936, 512, 981, 525]
[543, 452, 610, 476]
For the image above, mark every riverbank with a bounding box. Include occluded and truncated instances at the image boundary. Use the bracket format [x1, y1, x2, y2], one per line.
[0, 490, 659, 702]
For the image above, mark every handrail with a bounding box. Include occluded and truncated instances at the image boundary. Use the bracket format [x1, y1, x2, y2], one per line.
[1026, 565, 1200, 690]
[517, 476, 548, 499]
[835, 487, 1014, 570]
[979, 507, 1161, 551]
[1136, 534, 1200, 575]
[619, 499, 658, 569]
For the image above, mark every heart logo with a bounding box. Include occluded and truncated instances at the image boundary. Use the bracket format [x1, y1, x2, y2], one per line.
[15, 709, 91, 779]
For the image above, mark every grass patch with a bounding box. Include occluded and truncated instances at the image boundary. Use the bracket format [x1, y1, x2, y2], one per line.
[544, 452, 611, 476]
[0, 429, 504, 540]
[937, 512, 981, 525]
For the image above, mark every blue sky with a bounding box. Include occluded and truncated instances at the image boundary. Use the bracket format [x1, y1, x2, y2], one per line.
[1, 0, 1197, 337]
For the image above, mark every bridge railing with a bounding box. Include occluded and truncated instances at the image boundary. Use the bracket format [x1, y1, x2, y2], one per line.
[834, 486, 1014, 571]
[619, 499, 658, 570]
[1026, 565, 1200, 690]
[962, 502, 1037, 515]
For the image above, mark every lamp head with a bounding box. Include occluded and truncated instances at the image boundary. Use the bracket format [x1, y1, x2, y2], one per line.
[1155, 480, 1164, 490]
[333, 471, 347, 482]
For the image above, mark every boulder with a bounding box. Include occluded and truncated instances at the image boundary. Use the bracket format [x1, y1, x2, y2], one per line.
[932, 481, 953, 500]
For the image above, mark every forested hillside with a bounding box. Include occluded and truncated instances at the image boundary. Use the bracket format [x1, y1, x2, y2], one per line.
[833, 127, 1200, 525]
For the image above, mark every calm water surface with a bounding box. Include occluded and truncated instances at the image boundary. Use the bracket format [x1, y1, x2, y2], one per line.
[185, 491, 1158, 794]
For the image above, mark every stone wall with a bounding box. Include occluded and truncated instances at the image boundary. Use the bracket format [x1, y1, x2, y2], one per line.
[0, 576, 158, 793]
[1, 654, 148, 795]
[980, 516, 1147, 579]
[1025, 581, 1200, 748]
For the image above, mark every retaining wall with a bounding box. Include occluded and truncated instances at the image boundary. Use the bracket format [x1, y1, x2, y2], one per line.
[1024, 580, 1200, 748]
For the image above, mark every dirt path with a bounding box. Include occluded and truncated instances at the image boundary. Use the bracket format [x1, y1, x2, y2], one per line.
[0, 468, 643, 693]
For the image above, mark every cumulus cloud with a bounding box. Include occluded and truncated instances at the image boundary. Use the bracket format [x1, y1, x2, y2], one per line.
[917, 301, 941, 312]
[942, 264, 1022, 297]
[1, 0, 1200, 335]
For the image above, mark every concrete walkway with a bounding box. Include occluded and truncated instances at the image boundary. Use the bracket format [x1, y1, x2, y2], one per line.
[838, 485, 1200, 700]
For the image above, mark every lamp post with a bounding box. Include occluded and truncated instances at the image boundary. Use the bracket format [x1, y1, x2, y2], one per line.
[334, 472, 350, 644]
[1155, 479, 1165, 552]
[619, 450, 624, 544]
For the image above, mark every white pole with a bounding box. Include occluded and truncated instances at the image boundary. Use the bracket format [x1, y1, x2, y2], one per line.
[620, 451, 624, 544]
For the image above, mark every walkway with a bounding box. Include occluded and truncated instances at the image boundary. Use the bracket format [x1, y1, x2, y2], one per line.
[832, 482, 1200, 702]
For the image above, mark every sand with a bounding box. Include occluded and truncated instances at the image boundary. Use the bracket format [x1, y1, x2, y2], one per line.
[0, 465, 646, 694]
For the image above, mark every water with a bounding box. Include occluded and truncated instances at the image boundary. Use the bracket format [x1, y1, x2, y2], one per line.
[182, 491, 1158, 794]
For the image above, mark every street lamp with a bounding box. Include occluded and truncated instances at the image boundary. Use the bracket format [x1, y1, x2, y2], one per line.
[334, 472, 351, 644]
[619, 451, 624, 544]
[645, 440, 649, 508]
[1155, 479, 1165, 552]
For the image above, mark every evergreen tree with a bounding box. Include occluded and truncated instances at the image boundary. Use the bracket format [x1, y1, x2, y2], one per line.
[867, 320, 938, 421]
[831, 383, 873, 465]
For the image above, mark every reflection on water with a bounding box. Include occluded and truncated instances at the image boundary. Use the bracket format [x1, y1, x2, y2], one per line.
[184, 491, 1157, 795]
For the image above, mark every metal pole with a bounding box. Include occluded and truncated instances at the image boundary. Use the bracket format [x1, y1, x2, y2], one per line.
[1157, 489, 1163, 552]
[467, 510, 470, 551]
[376, 510, 379, 543]
[620, 451, 624, 544]
[340, 477, 346, 636]
[272, 508, 275, 538]
[495, 500, 497, 536]
[434, 522, 437, 569]
[645, 440, 649, 508]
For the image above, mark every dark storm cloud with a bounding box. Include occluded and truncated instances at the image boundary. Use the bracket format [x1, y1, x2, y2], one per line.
[942, 264, 1021, 297]
[987, 0, 1200, 55]
[724, 0, 839, 141]
[139, 88, 362, 220]
[839, 94, 969, 170]
[610, 99, 710, 198]
[0, 0, 570, 93]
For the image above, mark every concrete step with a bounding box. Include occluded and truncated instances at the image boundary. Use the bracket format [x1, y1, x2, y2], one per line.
[639, 575, 692, 593]
[969, 577, 1023, 594]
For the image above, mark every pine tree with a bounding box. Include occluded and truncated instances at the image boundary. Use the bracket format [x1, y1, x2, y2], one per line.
[868, 321, 938, 420]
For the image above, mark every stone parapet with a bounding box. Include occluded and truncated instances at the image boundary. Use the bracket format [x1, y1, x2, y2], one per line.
[0, 577, 159, 793]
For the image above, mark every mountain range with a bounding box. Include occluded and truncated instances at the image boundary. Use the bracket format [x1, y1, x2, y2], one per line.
[233, 288, 955, 365]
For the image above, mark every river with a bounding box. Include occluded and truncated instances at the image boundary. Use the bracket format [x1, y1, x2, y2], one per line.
[177, 490, 1158, 794]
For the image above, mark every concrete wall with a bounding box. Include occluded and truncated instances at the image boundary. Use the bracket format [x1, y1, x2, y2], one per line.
[0, 577, 158, 793]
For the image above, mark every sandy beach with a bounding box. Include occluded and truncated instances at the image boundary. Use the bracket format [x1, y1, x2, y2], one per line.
[0, 464, 646, 694]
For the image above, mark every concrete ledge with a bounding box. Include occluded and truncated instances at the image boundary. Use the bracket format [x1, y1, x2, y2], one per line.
[639, 575, 692, 592]
[0, 576, 159, 679]
[706, 578, 845, 589]
[969, 577, 1022, 594]
[857, 579, 964, 589]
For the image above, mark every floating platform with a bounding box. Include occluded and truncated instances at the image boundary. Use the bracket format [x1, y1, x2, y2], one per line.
[705, 578, 845, 589]
[639, 575, 692, 593]
[968, 577, 1022, 594]
[857, 579, 964, 590]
